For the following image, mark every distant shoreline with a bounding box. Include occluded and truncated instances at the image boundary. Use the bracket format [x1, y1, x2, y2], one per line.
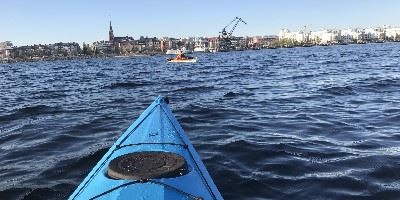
[1, 42, 398, 64]
[0, 53, 161, 64]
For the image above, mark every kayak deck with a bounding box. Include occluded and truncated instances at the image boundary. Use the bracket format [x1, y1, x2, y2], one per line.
[69, 96, 223, 200]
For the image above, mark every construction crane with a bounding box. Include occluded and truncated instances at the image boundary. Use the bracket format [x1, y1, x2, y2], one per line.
[218, 17, 247, 52]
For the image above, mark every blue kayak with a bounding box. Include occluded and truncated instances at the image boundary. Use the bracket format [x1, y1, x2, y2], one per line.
[69, 96, 223, 200]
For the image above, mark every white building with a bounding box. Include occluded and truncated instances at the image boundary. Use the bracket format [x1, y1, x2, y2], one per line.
[279, 29, 294, 41]
[364, 27, 386, 42]
[279, 26, 399, 45]
[0, 41, 13, 59]
[386, 27, 400, 41]
[340, 28, 365, 43]
[278, 29, 309, 43]
[193, 37, 209, 52]
[310, 30, 340, 44]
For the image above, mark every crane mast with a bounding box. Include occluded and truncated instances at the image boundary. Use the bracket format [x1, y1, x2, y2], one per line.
[218, 17, 247, 52]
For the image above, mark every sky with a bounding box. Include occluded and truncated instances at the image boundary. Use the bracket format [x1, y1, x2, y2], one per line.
[2, 0, 400, 46]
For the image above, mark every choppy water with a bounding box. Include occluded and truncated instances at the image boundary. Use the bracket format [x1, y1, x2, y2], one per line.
[1, 43, 400, 200]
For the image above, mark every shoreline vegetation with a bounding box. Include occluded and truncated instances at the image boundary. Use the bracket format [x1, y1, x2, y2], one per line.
[1, 40, 398, 64]
[0, 53, 156, 64]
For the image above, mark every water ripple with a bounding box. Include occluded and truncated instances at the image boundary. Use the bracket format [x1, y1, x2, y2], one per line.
[1, 43, 400, 199]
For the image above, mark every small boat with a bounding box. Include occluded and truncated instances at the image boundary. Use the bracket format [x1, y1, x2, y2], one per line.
[166, 48, 192, 55]
[167, 57, 197, 63]
[193, 46, 209, 52]
[166, 49, 179, 54]
[69, 96, 223, 200]
[193, 39, 209, 52]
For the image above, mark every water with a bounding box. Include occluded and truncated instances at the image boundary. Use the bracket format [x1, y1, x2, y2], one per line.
[1, 43, 400, 200]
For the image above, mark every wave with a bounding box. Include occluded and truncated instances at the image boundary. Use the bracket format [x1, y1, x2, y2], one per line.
[0, 105, 61, 123]
[1, 46, 400, 200]
[319, 85, 355, 96]
[223, 91, 239, 98]
[172, 85, 215, 93]
[104, 81, 153, 89]
[0, 183, 75, 200]
[363, 78, 400, 90]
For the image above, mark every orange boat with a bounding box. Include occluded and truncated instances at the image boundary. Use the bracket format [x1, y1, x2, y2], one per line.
[167, 51, 197, 63]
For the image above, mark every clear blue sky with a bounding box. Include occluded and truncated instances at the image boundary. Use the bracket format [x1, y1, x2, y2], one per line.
[2, 0, 400, 46]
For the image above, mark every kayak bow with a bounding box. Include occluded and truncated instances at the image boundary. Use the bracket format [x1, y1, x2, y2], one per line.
[69, 96, 223, 200]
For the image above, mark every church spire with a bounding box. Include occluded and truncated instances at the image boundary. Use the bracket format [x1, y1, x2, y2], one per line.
[109, 21, 114, 42]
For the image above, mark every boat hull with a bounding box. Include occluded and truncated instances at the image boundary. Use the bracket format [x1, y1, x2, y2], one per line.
[69, 96, 222, 200]
[167, 58, 197, 63]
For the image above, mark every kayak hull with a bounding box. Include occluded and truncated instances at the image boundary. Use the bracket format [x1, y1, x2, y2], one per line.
[167, 57, 197, 63]
[69, 96, 223, 200]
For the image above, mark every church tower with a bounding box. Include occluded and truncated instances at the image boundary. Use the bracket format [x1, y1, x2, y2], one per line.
[109, 21, 114, 42]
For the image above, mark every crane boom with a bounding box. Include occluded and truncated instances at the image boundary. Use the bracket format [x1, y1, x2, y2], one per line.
[217, 17, 247, 52]
[222, 17, 239, 31]
[228, 17, 247, 36]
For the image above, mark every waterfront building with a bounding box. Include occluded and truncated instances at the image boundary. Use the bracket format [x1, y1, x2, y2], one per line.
[247, 35, 278, 49]
[310, 30, 340, 44]
[12, 42, 80, 59]
[53, 42, 81, 56]
[183, 37, 195, 51]
[113, 36, 134, 55]
[93, 41, 114, 54]
[0, 41, 13, 59]
[255, 36, 278, 48]
[107, 21, 136, 54]
[248, 36, 279, 49]
[279, 29, 297, 41]
[148, 37, 161, 52]
[160, 37, 169, 53]
[0, 47, 13, 59]
[340, 28, 365, 44]
[261, 35, 278, 48]
[163, 38, 180, 51]
[0, 41, 13, 49]
[207, 37, 219, 52]
[248, 36, 262, 49]
[132, 36, 161, 53]
[233, 37, 248, 50]
[385, 27, 400, 41]
[278, 29, 310, 43]
[279, 26, 395, 45]
[364, 27, 386, 42]
[310, 31, 324, 44]
[193, 37, 209, 52]
[340, 29, 354, 44]
[160, 37, 193, 53]
[14, 45, 35, 58]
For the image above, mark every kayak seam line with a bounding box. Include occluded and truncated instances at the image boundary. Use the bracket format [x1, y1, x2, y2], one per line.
[159, 105, 188, 150]
[185, 145, 218, 200]
[71, 105, 159, 199]
[116, 142, 188, 149]
[160, 105, 218, 200]
[118, 105, 159, 146]
[88, 179, 204, 200]
[147, 179, 204, 200]
[88, 180, 142, 200]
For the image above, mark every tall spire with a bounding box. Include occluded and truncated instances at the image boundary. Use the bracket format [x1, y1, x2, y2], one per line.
[109, 21, 114, 42]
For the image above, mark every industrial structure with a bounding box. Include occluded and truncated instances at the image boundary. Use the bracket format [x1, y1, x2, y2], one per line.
[218, 17, 247, 52]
